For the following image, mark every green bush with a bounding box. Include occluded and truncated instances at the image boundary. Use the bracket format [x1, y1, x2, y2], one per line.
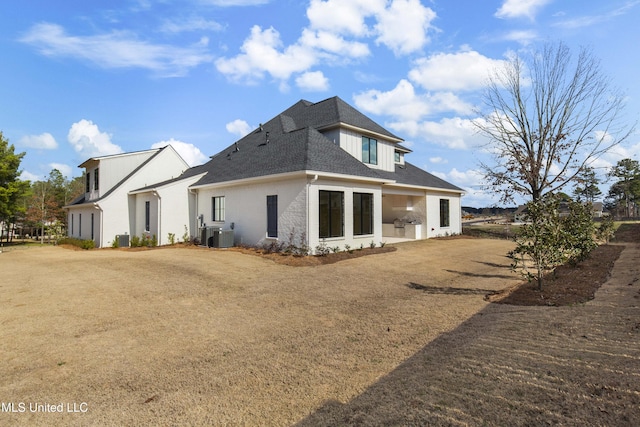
[58, 237, 95, 250]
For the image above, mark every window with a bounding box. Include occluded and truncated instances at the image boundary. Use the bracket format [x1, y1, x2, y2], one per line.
[145, 201, 150, 232]
[319, 191, 344, 238]
[353, 193, 373, 235]
[212, 196, 225, 222]
[94, 168, 99, 191]
[394, 152, 401, 163]
[91, 213, 95, 240]
[71, 214, 74, 235]
[85, 173, 90, 193]
[267, 195, 278, 238]
[440, 199, 450, 227]
[79, 214, 82, 237]
[362, 136, 377, 165]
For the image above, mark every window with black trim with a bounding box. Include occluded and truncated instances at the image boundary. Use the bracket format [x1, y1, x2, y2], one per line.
[145, 201, 150, 231]
[439, 199, 450, 227]
[94, 168, 99, 191]
[362, 136, 377, 165]
[267, 195, 278, 238]
[319, 190, 344, 238]
[212, 196, 225, 222]
[85, 173, 90, 193]
[353, 193, 373, 235]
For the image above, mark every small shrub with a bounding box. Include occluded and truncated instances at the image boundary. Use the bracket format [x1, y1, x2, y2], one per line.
[111, 237, 119, 248]
[131, 235, 141, 247]
[315, 241, 330, 256]
[358, 243, 364, 251]
[168, 233, 176, 245]
[150, 234, 158, 247]
[182, 225, 190, 244]
[81, 240, 95, 250]
[344, 244, 352, 254]
[379, 241, 386, 248]
[331, 246, 341, 253]
[58, 237, 95, 250]
[369, 240, 376, 249]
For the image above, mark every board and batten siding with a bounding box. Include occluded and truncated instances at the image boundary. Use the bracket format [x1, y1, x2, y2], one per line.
[322, 128, 396, 172]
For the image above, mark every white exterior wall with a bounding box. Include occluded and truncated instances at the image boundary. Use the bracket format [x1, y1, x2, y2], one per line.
[132, 174, 203, 245]
[195, 177, 307, 247]
[68, 147, 189, 248]
[68, 206, 100, 242]
[425, 191, 462, 238]
[307, 178, 383, 251]
[98, 151, 158, 197]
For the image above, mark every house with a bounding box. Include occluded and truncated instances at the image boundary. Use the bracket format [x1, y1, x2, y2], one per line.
[67, 96, 464, 251]
[65, 146, 191, 247]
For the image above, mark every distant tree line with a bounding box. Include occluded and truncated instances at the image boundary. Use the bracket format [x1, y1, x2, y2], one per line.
[0, 131, 84, 243]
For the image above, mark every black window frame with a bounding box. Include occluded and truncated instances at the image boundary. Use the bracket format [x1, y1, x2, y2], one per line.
[353, 193, 374, 236]
[145, 201, 151, 232]
[85, 173, 90, 193]
[267, 195, 278, 238]
[212, 196, 225, 222]
[439, 199, 450, 227]
[94, 168, 99, 191]
[319, 190, 344, 238]
[362, 136, 378, 165]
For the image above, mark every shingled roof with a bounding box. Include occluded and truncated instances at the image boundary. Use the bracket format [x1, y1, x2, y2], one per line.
[190, 96, 463, 193]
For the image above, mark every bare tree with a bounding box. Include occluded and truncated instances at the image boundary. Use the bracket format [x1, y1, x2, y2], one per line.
[476, 42, 633, 203]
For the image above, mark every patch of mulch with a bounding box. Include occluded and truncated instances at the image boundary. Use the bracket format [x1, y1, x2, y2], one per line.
[231, 245, 397, 266]
[490, 222, 640, 306]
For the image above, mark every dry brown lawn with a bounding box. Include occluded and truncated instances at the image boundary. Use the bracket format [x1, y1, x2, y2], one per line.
[1, 228, 638, 426]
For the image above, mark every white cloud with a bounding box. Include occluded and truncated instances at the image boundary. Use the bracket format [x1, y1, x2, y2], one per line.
[19, 132, 58, 149]
[226, 119, 253, 137]
[48, 163, 73, 177]
[20, 170, 42, 182]
[215, 25, 316, 82]
[388, 117, 481, 150]
[198, 0, 270, 5]
[218, 0, 437, 86]
[307, 0, 384, 37]
[409, 50, 506, 92]
[502, 29, 538, 45]
[67, 119, 123, 159]
[160, 17, 224, 34]
[374, 0, 437, 55]
[151, 139, 208, 166]
[495, 0, 551, 20]
[295, 70, 330, 91]
[299, 29, 370, 59]
[429, 157, 448, 164]
[21, 23, 214, 77]
[354, 79, 473, 122]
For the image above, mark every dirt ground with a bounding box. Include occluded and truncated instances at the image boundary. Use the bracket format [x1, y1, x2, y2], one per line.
[0, 227, 638, 426]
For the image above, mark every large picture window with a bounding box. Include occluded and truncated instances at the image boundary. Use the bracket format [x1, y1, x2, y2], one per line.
[362, 136, 377, 165]
[319, 190, 344, 238]
[267, 195, 278, 238]
[353, 193, 373, 235]
[440, 199, 450, 227]
[212, 196, 225, 222]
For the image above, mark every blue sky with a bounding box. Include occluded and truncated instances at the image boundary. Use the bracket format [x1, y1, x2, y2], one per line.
[1, 0, 639, 207]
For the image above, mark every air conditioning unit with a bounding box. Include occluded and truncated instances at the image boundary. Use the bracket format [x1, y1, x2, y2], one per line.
[116, 234, 130, 247]
[205, 229, 234, 248]
[199, 226, 220, 247]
